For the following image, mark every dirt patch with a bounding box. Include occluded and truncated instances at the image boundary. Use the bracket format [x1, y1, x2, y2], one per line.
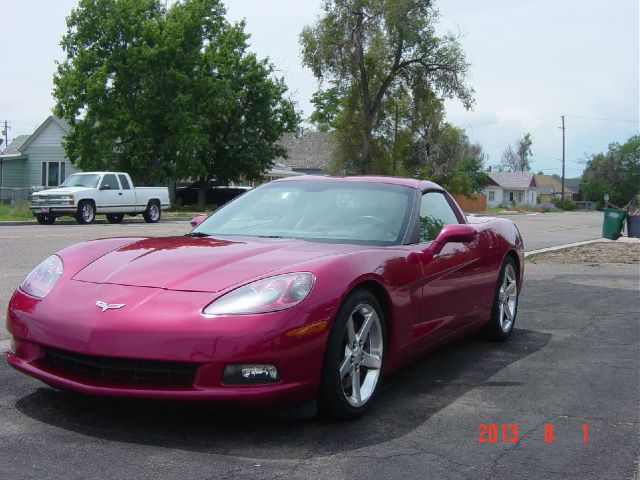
[527, 241, 640, 265]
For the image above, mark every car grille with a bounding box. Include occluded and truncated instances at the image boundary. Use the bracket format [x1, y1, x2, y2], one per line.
[42, 347, 198, 386]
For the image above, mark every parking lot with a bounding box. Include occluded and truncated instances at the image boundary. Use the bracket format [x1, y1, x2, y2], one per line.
[0, 213, 637, 479]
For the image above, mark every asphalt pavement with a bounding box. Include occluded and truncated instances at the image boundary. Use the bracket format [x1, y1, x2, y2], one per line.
[0, 262, 637, 479]
[485, 211, 603, 251]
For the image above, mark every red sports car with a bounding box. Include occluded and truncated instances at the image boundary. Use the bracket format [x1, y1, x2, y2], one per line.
[6, 176, 523, 419]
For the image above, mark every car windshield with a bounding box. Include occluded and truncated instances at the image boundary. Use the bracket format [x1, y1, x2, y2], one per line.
[61, 174, 101, 188]
[194, 180, 414, 245]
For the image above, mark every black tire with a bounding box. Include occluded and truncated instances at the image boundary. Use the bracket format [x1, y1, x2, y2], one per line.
[36, 214, 56, 225]
[486, 257, 519, 341]
[318, 289, 386, 420]
[143, 201, 161, 223]
[106, 213, 124, 224]
[76, 201, 96, 224]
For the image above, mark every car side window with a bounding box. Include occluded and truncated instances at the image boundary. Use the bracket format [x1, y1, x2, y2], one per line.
[419, 192, 460, 242]
[100, 174, 119, 190]
[118, 174, 131, 190]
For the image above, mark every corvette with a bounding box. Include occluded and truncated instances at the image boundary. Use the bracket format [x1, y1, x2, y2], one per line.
[6, 176, 523, 419]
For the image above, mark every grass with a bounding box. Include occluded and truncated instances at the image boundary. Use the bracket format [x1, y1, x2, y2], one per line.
[0, 201, 33, 221]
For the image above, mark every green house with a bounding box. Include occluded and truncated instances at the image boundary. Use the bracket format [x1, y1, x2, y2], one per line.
[0, 116, 80, 203]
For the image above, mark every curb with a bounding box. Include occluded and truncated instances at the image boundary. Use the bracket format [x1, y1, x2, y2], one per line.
[524, 237, 639, 258]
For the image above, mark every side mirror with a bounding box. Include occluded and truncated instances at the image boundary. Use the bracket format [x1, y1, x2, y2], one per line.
[99, 184, 110, 191]
[190, 214, 207, 228]
[428, 224, 477, 255]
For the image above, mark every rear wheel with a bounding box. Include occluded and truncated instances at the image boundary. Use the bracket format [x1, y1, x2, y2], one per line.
[106, 213, 124, 224]
[36, 214, 56, 225]
[318, 289, 386, 420]
[76, 201, 95, 224]
[486, 257, 519, 341]
[143, 201, 161, 223]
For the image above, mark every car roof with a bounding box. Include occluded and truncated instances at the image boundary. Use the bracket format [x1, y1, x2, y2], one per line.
[273, 175, 443, 192]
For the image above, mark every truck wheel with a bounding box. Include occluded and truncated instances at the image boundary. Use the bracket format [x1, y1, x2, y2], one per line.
[143, 201, 161, 223]
[106, 214, 124, 224]
[36, 214, 56, 225]
[76, 201, 95, 224]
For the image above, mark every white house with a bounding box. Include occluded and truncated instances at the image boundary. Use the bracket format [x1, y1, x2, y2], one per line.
[484, 172, 538, 207]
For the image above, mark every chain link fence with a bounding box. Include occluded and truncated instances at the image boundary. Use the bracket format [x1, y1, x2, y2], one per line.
[0, 187, 35, 205]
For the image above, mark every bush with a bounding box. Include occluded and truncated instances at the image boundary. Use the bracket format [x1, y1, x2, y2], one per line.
[552, 197, 576, 211]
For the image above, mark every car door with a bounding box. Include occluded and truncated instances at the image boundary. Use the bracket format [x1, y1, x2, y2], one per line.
[117, 174, 136, 213]
[413, 191, 486, 346]
[96, 173, 121, 213]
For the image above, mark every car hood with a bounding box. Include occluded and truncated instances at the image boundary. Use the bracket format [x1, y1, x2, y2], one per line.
[72, 236, 351, 293]
[34, 187, 94, 196]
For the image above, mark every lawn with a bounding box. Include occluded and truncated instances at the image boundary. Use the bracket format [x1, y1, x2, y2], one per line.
[0, 202, 33, 221]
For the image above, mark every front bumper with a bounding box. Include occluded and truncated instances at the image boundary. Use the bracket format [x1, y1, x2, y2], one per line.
[31, 206, 77, 215]
[6, 282, 333, 406]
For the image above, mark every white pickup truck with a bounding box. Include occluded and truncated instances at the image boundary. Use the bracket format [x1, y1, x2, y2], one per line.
[30, 172, 170, 225]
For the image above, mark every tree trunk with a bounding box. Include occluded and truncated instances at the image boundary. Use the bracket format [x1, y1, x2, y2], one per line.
[361, 113, 375, 174]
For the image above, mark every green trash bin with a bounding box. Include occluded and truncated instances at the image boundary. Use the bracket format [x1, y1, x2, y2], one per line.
[602, 208, 626, 239]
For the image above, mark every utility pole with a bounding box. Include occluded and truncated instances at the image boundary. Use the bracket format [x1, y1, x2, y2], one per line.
[560, 115, 566, 209]
[1, 120, 10, 150]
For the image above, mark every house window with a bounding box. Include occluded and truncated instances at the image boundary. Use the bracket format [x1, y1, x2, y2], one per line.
[41, 161, 67, 187]
[509, 192, 514, 203]
[517, 192, 523, 203]
[488, 191, 495, 202]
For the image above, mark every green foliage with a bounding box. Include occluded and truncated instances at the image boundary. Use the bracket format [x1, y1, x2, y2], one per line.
[309, 87, 341, 132]
[419, 216, 444, 242]
[300, 0, 474, 174]
[500, 133, 533, 172]
[552, 197, 576, 211]
[54, 0, 298, 188]
[581, 135, 640, 208]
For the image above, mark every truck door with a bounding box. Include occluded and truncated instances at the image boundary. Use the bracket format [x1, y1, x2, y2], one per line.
[96, 173, 121, 213]
[117, 174, 136, 213]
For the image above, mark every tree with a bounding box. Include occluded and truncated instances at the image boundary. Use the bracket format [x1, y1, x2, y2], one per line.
[581, 135, 640, 208]
[300, 0, 474, 174]
[54, 0, 298, 204]
[500, 133, 533, 172]
[309, 87, 341, 132]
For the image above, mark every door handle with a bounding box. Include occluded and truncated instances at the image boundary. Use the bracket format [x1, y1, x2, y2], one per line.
[118, 192, 122, 195]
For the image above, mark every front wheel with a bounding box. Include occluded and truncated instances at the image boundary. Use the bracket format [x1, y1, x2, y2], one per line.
[486, 257, 519, 341]
[76, 201, 95, 224]
[143, 202, 161, 223]
[318, 289, 386, 420]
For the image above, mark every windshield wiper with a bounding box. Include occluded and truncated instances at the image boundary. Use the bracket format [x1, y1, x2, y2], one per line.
[257, 235, 293, 239]
[185, 232, 211, 237]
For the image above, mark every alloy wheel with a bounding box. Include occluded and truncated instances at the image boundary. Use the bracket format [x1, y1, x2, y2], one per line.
[339, 303, 383, 407]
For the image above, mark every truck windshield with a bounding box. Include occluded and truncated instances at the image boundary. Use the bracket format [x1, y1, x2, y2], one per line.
[61, 174, 101, 188]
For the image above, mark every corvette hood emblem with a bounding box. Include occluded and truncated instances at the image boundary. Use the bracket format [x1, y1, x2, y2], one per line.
[96, 300, 126, 312]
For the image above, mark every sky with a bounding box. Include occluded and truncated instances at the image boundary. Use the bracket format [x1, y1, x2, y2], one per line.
[1, 0, 638, 178]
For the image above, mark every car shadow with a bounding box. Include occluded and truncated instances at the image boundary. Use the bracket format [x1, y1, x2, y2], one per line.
[14, 328, 551, 460]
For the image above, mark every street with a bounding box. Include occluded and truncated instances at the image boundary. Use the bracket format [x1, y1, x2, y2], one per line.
[0, 212, 637, 479]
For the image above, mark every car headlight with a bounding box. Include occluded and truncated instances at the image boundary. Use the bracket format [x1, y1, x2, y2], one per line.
[203, 272, 315, 315]
[20, 255, 64, 298]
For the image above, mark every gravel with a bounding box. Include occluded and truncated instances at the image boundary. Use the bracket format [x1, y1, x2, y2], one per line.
[527, 241, 640, 265]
